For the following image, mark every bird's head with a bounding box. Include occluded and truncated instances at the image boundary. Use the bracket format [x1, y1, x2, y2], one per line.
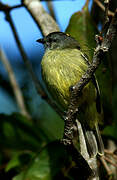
[36, 32, 80, 50]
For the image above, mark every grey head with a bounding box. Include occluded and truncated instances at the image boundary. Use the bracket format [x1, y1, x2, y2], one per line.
[36, 32, 80, 50]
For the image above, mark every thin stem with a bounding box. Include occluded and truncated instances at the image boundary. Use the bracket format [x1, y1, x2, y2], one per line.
[9, 4, 23, 11]
[5, 11, 44, 96]
[0, 49, 31, 119]
[46, 1, 56, 20]
[0, 2, 23, 12]
[104, 156, 117, 168]
[104, 150, 117, 161]
[101, 0, 110, 34]
[100, 156, 112, 176]
[94, 0, 114, 16]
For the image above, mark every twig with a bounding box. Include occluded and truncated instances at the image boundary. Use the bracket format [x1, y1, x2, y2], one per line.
[46, 1, 56, 20]
[103, 156, 117, 168]
[0, 1, 59, 36]
[100, 156, 112, 176]
[104, 0, 109, 22]
[105, 149, 113, 154]
[0, 49, 31, 119]
[107, 140, 117, 179]
[111, 154, 117, 161]
[4, 10, 63, 118]
[5, 11, 44, 97]
[0, 2, 23, 11]
[101, 0, 110, 35]
[22, 0, 60, 36]
[105, 150, 117, 161]
[94, 0, 114, 16]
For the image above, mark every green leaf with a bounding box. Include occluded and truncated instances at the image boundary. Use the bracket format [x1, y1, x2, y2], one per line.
[39, 103, 64, 140]
[0, 113, 49, 151]
[103, 86, 117, 140]
[66, 1, 97, 61]
[13, 141, 68, 180]
[5, 152, 21, 172]
[103, 124, 117, 140]
[13, 172, 25, 180]
[5, 151, 34, 172]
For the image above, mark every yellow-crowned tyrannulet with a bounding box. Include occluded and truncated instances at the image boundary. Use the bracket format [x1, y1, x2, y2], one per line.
[37, 32, 104, 157]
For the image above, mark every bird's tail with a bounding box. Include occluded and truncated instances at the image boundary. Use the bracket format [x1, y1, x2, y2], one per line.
[84, 124, 104, 157]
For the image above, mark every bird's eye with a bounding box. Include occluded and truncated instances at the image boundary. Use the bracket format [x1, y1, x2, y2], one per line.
[53, 39, 57, 42]
[49, 38, 57, 43]
[48, 38, 53, 42]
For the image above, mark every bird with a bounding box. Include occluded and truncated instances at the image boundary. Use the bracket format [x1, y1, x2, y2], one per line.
[37, 32, 104, 157]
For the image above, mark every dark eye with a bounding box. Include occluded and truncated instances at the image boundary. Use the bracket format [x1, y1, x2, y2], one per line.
[49, 38, 58, 43]
[49, 38, 53, 42]
[53, 38, 57, 42]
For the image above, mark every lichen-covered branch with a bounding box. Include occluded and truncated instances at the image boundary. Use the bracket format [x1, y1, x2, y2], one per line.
[22, 0, 60, 36]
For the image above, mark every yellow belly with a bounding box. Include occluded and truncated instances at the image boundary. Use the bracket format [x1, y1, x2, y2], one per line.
[41, 48, 95, 110]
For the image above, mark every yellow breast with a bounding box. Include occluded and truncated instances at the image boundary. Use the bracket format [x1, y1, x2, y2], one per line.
[41, 48, 95, 110]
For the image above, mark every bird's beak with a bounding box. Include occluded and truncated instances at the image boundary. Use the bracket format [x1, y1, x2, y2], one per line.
[36, 38, 45, 44]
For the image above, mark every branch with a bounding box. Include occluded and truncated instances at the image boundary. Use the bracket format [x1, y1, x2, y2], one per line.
[0, 2, 23, 11]
[106, 140, 117, 179]
[94, 0, 114, 16]
[46, 1, 56, 21]
[100, 156, 112, 176]
[62, 6, 117, 179]
[22, 0, 60, 36]
[105, 150, 117, 161]
[103, 156, 117, 168]
[62, 9, 117, 145]
[100, 140, 117, 178]
[0, 49, 31, 119]
[0, 0, 59, 36]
